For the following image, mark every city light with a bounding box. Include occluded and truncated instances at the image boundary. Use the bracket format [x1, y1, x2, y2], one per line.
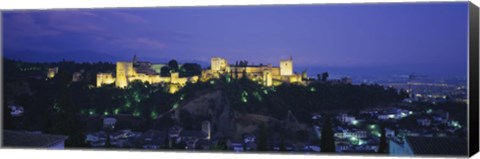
[426, 109, 433, 114]
[253, 91, 262, 101]
[114, 108, 120, 115]
[241, 96, 248, 103]
[89, 109, 95, 116]
[351, 120, 359, 125]
[124, 101, 132, 108]
[150, 111, 158, 120]
[133, 110, 140, 117]
[350, 136, 358, 143]
[172, 103, 179, 109]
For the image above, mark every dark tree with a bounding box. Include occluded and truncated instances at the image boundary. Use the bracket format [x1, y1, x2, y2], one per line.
[321, 72, 329, 81]
[242, 70, 248, 80]
[3, 104, 14, 130]
[160, 66, 171, 77]
[179, 110, 194, 130]
[49, 84, 86, 147]
[168, 60, 179, 72]
[164, 132, 171, 149]
[257, 123, 268, 151]
[279, 134, 287, 152]
[105, 131, 112, 148]
[173, 141, 187, 150]
[212, 136, 228, 151]
[378, 125, 388, 154]
[296, 130, 309, 142]
[320, 116, 335, 153]
[179, 63, 202, 77]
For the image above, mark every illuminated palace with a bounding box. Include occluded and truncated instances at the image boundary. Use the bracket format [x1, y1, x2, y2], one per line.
[203, 57, 304, 86]
[96, 55, 304, 93]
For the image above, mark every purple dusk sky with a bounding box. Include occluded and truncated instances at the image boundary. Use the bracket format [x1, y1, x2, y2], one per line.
[2, 2, 469, 77]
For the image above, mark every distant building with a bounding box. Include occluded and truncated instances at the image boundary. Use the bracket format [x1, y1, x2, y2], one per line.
[8, 105, 24, 117]
[341, 77, 352, 84]
[179, 131, 208, 149]
[201, 121, 211, 140]
[336, 113, 356, 124]
[385, 128, 395, 138]
[103, 117, 117, 130]
[279, 57, 293, 76]
[416, 118, 432, 127]
[389, 137, 467, 156]
[72, 70, 84, 82]
[168, 125, 183, 138]
[243, 134, 256, 144]
[138, 130, 167, 149]
[47, 67, 58, 79]
[3, 130, 68, 149]
[97, 55, 197, 93]
[85, 131, 107, 146]
[96, 73, 115, 87]
[111, 129, 137, 140]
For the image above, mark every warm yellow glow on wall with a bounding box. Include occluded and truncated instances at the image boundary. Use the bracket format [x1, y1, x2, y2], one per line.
[263, 70, 273, 87]
[96, 73, 116, 87]
[211, 57, 228, 73]
[47, 67, 58, 79]
[116, 62, 134, 88]
[97, 56, 304, 92]
[280, 57, 293, 76]
[169, 84, 180, 94]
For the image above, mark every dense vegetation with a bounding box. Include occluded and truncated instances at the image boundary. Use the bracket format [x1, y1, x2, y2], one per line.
[182, 75, 409, 123]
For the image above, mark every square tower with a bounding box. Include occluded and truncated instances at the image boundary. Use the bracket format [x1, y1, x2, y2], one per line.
[280, 57, 293, 76]
[263, 69, 273, 87]
[116, 62, 134, 88]
[211, 57, 228, 72]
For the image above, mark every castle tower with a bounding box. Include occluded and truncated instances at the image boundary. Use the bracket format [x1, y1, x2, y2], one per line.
[116, 62, 134, 88]
[280, 56, 293, 76]
[211, 57, 228, 73]
[263, 69, 272, 87]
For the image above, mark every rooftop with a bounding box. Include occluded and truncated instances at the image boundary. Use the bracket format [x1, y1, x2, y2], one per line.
[3, 130, 68, 148]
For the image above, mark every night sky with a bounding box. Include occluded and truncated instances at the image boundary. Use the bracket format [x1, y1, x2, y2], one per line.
[2, 2, 469, 77]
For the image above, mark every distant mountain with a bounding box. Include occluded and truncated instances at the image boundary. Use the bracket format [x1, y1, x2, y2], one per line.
[3, 49, 122, 63]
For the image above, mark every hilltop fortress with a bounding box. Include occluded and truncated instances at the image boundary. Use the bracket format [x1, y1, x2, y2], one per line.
[97, 56, 305, 93]
[204, 57, 303, 86]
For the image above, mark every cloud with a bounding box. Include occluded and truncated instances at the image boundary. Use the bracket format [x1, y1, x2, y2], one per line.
[3, 12, 62, 38]
[4, 10, 105, 38]
[108, 37, 166, 50]
[109, 11, 147, 24]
